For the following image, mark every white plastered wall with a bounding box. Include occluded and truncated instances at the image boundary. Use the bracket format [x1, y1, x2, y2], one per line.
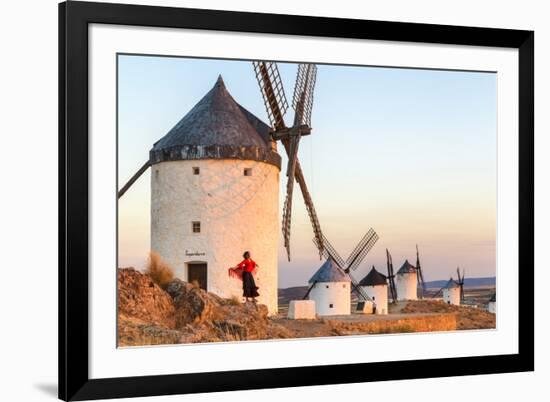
[151, 158, 280, 313]
[395, 272, 418, 301]
[361, 284, 388, 314]
[443, 287, 461, 305]
[308, 281, 351, 316]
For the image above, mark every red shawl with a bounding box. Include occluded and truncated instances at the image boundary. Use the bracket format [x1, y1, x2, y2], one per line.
[228, 260, 257, 281]
[228, 267, 244, 281]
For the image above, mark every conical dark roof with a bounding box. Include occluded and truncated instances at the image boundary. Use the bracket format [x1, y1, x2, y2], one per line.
[396, 259, 417, 275]
[150, 75, 281, 168]
[444, 278, 460, 289]
[359, 266, 387, 287]
[308, 258, 350, 284]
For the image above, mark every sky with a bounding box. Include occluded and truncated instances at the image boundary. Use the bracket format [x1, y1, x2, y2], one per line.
[117, 54, 497, 288]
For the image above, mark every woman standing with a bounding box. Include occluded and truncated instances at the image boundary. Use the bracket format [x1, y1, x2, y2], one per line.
[229, 251, 260, 302]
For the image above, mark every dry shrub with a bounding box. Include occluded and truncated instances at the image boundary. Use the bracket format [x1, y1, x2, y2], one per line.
[145, 251, 174, 289]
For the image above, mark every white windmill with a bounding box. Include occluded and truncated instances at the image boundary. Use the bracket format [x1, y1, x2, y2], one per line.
[395, 260, 418, 301]
[305, 258, 351, 316]
[118, 60, 325, 315]
[359, 266, 388, 314]
[442, 278, 461, 305]
[433, 267, 466, 306]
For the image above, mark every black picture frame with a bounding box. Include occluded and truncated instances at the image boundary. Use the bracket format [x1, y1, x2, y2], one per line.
[59, 1, 534, 400]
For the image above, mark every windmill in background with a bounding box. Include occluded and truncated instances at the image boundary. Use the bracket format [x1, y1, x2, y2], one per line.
[386, 249, 398, 303]
[432, 267, 467, 305]
[253, 62, 323, 260]
[310, 229, 379, 302]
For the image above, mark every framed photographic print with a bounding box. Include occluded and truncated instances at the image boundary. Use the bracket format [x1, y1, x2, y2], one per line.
[59, 1, 534, 400]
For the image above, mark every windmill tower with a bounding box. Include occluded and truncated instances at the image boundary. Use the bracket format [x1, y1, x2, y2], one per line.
[395, 260, 418, 301]
[359, 266, 388, 314]
[442, 277, 461, 305]
[118, 76, 281, 312]
[306, 258, 351, 316]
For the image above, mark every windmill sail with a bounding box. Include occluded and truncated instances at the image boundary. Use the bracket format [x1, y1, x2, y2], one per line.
[117, 160, 151, 199]
[457, 267, 466, 303]
[386, 249, 398, 303]
[313, 231, 379, 302]
[253, 61, 324, 260]
[252, 61, 288, 130]
[346, 229, 379, 272]
[416, 244, 426, 299]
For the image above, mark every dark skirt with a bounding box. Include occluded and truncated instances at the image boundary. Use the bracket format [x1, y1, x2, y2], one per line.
[242, 271, 260, 298]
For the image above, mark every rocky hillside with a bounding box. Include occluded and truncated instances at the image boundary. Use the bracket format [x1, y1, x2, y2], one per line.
[118, 268, 494, 347]
[118, 268, 291, 346]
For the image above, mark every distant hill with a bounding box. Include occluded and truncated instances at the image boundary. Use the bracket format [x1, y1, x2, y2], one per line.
[423, 277, 496, 289]
[278, 286, 308, 305]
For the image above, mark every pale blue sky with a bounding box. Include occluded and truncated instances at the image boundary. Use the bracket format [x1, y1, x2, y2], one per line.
[118, 54, 497, 288]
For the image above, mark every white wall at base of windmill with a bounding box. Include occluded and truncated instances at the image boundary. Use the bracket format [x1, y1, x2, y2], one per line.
[488, 301, 496, 314]
[287, 300, 316, 319]
[360, 284, 388, 314]
[443, 287, 461, 305]
[308, 281, 351, 316]
[395, 272, 417, 301]
[151, 159, 280, 314]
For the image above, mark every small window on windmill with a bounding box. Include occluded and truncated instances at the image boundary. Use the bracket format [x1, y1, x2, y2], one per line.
[326, 285, 329, 289]
[155, 169, 159, 180]
[329, 304, 334, 308]
[192, 221, 201, 233]
[343, 284, 346, 288]
[244, 168, 252, 176]
[192, 167, 200, 175]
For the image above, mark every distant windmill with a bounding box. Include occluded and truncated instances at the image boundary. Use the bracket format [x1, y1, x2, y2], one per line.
[432, 267, 466, 305]
[309, 229, 379, 302]
[416, 245, 427, 299]
[252, 61, 323, 260]
[386, 249, 398, 303]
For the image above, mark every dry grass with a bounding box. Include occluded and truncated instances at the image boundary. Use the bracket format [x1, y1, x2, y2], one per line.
[402, 300, 495, 330]
[372, 324, 415, 334]
[145, 251, 174, 289]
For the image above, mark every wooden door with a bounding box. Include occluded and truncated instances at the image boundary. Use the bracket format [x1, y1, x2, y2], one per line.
[188, 263, 207, 290]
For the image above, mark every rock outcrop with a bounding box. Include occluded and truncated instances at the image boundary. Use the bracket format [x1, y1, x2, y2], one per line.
[117, 268, 176, 329]
[117, 269, 291, 346]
